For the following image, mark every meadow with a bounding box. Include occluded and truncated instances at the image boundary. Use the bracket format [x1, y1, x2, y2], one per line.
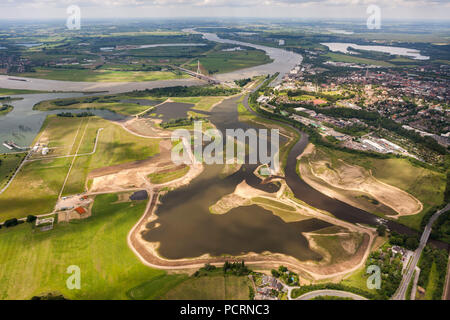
[0, 193, 183, 300]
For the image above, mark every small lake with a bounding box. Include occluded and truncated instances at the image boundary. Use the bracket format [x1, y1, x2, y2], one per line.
[321, 42, 430, 60]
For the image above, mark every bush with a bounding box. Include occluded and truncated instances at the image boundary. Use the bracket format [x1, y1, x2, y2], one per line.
[4, 218, 19, 228]
[26, 215, 37, 223]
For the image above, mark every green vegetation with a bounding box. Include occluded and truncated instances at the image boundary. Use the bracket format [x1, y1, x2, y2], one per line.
[0, 104, 13, 116]
[0, 193, 183, 299]
[187, 47, 272, 74]
[252, 197, 295, 211]
[0, 153, 26, 191]
[324, 52, 395, 67]
[271, 265, 299, 286]
[0, 157, 72, 220]
[15, 67, 189, 82]
[148, 165, 189, 184]
[130, 85, 239, 98]
[292, 283, 376, 300]
[0, 88, 48, 96]
[164, 262, 251, 300]
[417, 245, 448, 300]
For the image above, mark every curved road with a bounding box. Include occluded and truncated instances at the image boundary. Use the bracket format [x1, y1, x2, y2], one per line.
[294, 289, 368, 300]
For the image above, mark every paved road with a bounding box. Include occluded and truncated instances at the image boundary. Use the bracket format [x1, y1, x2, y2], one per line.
[393, 203, 450, 300]
[294, 289, 368, 300]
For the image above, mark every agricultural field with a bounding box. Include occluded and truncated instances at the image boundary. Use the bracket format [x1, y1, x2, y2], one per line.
[0, 193, 184, 300]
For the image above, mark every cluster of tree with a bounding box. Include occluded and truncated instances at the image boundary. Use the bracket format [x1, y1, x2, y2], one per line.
[430, 210, 450, 245]
[287, 89, 355, 103]
[160, 116, 205, 129]
[130, 86, 239, 98]
[223, 260, 250, 276]
[389, 231, 419, 250]
[365, 247, 404, 299]
[53, 99, 79, 107]
[234, 78, 252, 87]
[418, 245, 448, 300]
[57, 112, 94, 118]
[271, 265, 299, 286]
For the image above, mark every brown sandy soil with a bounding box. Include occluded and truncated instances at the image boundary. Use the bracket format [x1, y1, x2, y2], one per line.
[128, 178, 376, 281]
[122, 117, 171, 138]
[88, 139, 203, 193]
[299, 145, 422, 217]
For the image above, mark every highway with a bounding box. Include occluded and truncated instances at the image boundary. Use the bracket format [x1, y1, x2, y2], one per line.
[393, 203, 450, 300]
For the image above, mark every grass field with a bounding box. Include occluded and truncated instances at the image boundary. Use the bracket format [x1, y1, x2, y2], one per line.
[423, 263, 439, 300]
[148, 165, 189, 184]
[15, 68, 189, 82]
[171, 96, 225, 111]
[0, 157, 72, 220]
[0, 153, 26, 190]
[0, 193, 184, 300]
[188, 49, 272, 74]
[311, 146, 446, 230]
[163, 275, 251, 300]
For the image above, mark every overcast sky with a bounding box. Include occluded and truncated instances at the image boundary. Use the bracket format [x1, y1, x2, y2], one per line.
[1, 0, 449, 20]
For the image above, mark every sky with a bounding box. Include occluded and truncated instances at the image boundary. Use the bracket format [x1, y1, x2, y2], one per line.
[1, 0, 449, 21]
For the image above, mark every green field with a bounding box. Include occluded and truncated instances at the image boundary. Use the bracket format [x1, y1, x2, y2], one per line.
[310, 146, 446, 230]
[0, 157, 72, 220]
[171, 96, 225, 111]
[15, 68, 190, 82]
[0, 193, 184, 300]
[163, 275, 251, 300]
[188, 49, 272, 74]
[0, 153, 26, 190]
[148, 165, 189, 184]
